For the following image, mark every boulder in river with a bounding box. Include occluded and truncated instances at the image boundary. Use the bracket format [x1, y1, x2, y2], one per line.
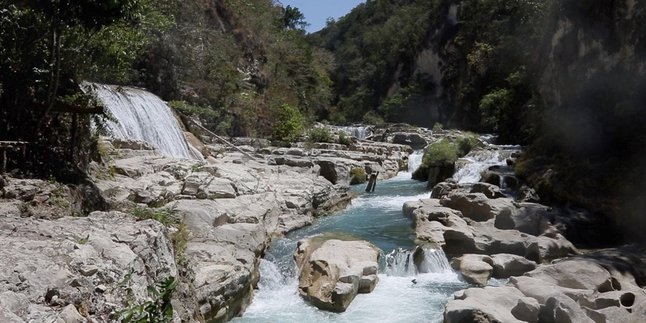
[294, 238, 380, 312]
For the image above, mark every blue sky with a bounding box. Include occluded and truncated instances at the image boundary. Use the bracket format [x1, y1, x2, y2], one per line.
[279, 0, 365, 33]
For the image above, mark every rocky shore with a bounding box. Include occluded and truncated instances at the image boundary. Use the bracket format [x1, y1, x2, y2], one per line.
[0, 129, 411, 322]
[400, 139, 646, 323]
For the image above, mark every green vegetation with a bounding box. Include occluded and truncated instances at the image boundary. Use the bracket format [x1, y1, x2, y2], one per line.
[310, 0, 441, 122]
[307, 127, 334, 143]
[0, 0, 173, 180]
[349, 167, 368, 185]
[412, 133, 482, 181]
[338, 132, 353, 146]
[132, 205, 179, 227]
[117, 277, 177, 323]
[271, 104, 305, 142]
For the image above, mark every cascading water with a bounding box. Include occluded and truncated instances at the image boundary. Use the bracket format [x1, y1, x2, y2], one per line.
[335, 125, 373, 140]
[234, 151, 466, 323]
[89, 83, 202, 160]
[452, 138, 521, 184]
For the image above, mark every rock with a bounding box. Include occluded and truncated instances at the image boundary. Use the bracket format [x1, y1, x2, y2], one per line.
[512, 298, 540, 323]
[539, 295, 594, 323]
[315, 160, 339, 184]
[489, 254, 537, 278]
[480, 165, 519, 190]
[426, 164, 456, 188]
[295, 238, 380, 312]
[526, 259, 612, 291]
[0, 201, 23, 217]
[391, 132, 428, 149]
[78, 265, 98, 277]
[494, 203, 553, 236]
[470, 182, 505, 199]
[444, 286, 537, 323]
[431, 181, 458, 199]
[517, 185, 540, 203]
[55, 304, 85, 323]
[441, 192, 515, 222]
[0, 212, 176, 322]
[451, 254, 493, 286]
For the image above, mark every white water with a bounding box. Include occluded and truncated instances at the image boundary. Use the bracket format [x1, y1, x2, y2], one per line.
[90, 83, 201, 159]
[235, 151, 465, 323]
[452, 141, 520, 184]
[335, 125, 373, 140]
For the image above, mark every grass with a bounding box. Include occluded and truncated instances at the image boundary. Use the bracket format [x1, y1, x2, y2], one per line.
[132, 205, 179, 227]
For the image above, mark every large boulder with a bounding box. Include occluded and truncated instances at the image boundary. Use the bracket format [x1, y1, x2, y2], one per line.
[489, 253, 537, 278]
[470, 182, 505, 199]
[444, 286, 539, 323]
[294, 238, 380, 312]
[441, 192, 515, 222]
[391, 132, 428, 149]
[494, 202, 553, 236]
[451, 254, 493, 286]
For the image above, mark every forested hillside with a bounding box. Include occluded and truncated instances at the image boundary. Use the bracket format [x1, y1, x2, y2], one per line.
[0, 0, 332, 178]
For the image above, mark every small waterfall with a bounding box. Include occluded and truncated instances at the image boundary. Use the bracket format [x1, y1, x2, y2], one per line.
[452, 142, 520, 184]
[408, 150, 424, 172]
[336, 125, 373, 140]
[385, 246, 452, 276]
[90, 83, 201, 160]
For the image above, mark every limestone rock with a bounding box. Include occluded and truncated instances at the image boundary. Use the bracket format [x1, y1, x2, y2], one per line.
[451, 254, 493, 286]
[391, 132, 428, 149]
[494, 202, 553, 236]
[470, 182, 505, 199]
[441, 192, 514, 222]
[295, 238, 380, 312]
[444, 286, 536, 323]
[0, 212, 176, 322]
[489, 253, 537, 278]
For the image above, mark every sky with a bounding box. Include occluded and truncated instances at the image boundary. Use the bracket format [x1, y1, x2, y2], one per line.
[278, 0, 365, 33]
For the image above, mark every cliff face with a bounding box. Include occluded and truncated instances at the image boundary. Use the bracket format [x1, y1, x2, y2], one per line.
[520, 0, 646, 241]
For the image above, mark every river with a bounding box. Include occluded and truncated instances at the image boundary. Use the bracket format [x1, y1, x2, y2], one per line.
[233, 151, 470, 323]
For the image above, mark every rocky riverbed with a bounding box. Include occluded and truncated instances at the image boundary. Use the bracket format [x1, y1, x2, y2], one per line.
[401, 144, 646, 322]
[0, 130, 412, 322]
[1, 126, 644, 323]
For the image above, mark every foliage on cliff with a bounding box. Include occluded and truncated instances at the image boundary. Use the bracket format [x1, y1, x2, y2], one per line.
[135, 0, 333, 138]
[0, 0, 172, 180]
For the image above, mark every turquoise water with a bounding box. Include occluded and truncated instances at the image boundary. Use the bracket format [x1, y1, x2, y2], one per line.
[234, 154, 467, 323]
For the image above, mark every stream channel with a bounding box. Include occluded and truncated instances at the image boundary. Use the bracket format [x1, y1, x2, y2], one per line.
[233, 151, 478, 323]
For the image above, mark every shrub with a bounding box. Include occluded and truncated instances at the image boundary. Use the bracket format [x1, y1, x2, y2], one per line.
[271, 104, 305, 142]
[362, 111, 385, 125]
[117, 277, 177, 323]
[338, 132, 353, 146]
[308, 127, 334, 143]
[423, 139, 460, 166]
[457, 132, 483, 156]
[432, 122, 444, 132]
[349, 167, 368, 185]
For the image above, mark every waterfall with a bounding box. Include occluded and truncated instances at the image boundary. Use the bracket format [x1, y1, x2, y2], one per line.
[408, 150, 424, 172]
[452, 142, 520, 184]
[336, 125, 373, 140]
[89, 83, 201, 160]
[384, 246, 452, 276]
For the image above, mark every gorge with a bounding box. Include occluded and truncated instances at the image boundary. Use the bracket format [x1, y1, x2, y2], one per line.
[1, 0, 645, 322]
